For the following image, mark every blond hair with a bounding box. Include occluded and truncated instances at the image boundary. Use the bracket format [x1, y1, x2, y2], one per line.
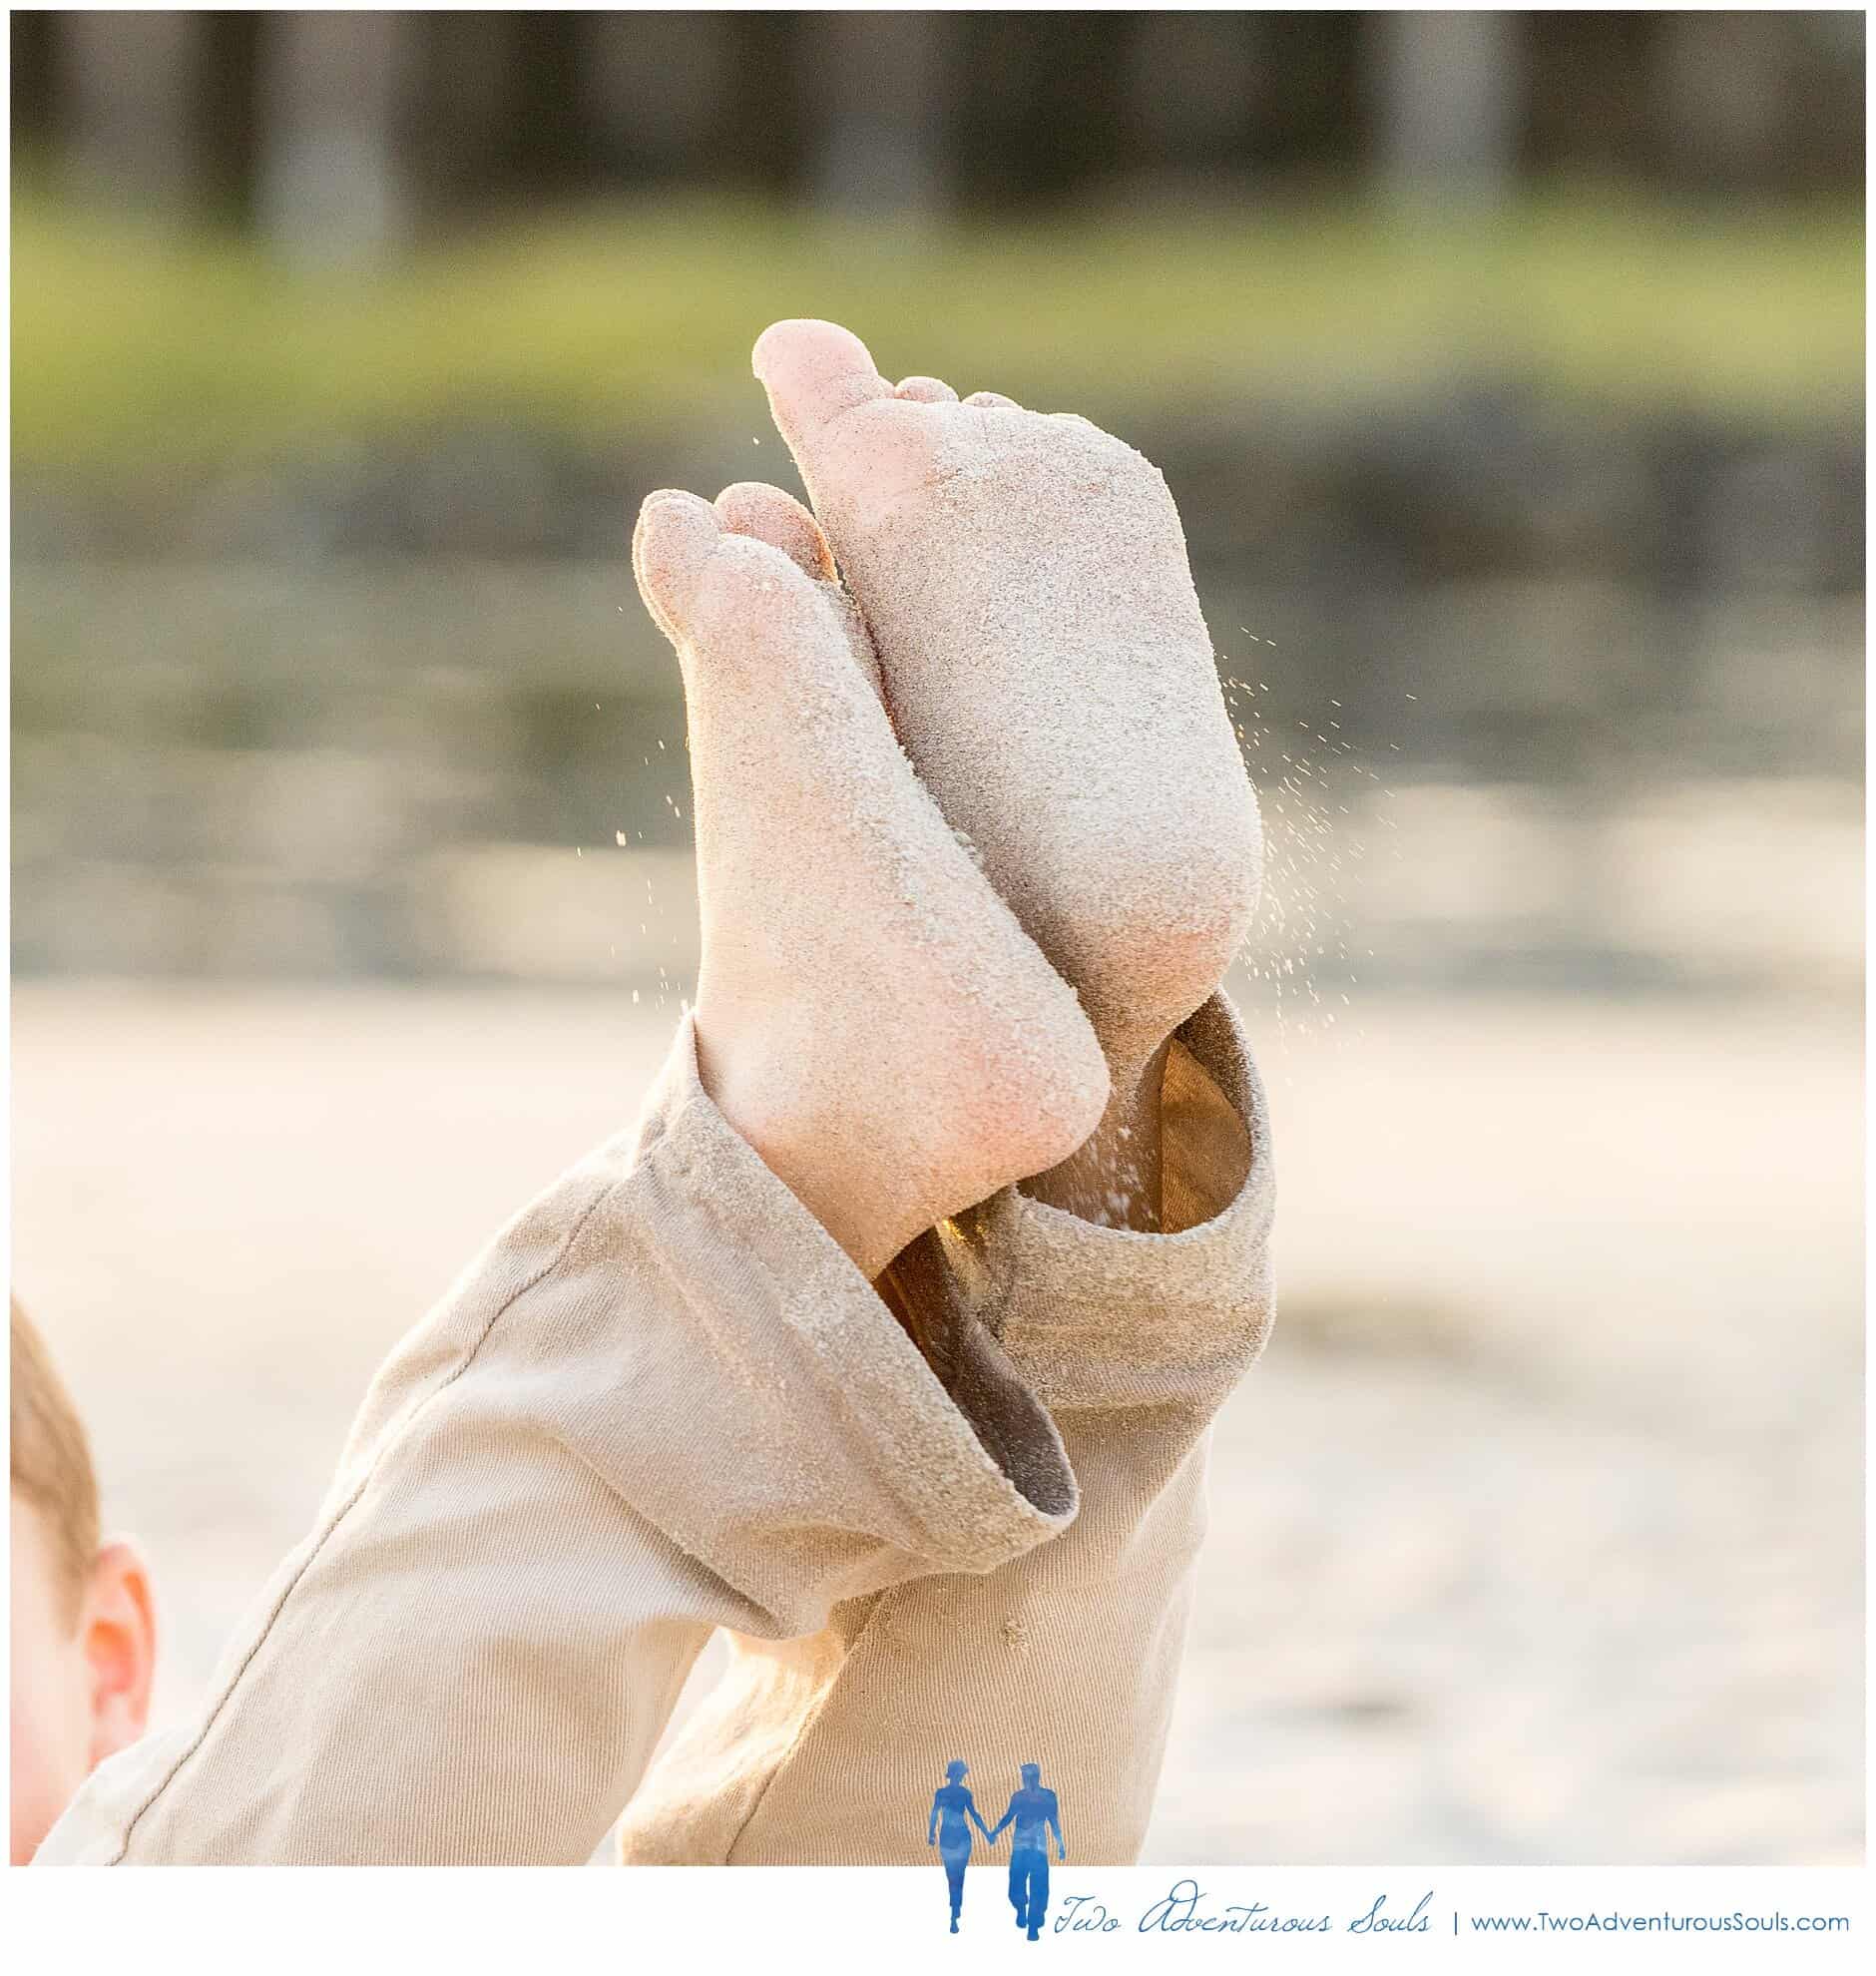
[10, 1296, 101, 1619]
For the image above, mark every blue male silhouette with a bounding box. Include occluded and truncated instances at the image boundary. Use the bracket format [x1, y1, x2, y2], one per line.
[987, 1763, 1066, 1939]
[926, 1759, 993, 1932]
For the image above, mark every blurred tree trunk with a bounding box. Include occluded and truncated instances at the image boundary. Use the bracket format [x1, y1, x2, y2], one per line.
[587, 10, 733, 182]
[802, 12, 953, 219]
[11, 10, 61, 160]
[63, 10, 204, 213]
[404, 11, 516, 221]
[1125, 12, 1261, 181]
[1655, 12, 1792, 198]
[255, 10, 413, 265]
[1373, 9, 1522, 206]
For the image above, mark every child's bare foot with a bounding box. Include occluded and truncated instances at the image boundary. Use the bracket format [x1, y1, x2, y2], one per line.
[751, 319, 1262, 1229]
[633, 483, 1109, 1281]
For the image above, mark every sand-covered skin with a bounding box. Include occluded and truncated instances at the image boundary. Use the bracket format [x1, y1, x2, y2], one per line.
[632, 485, 1108, 1279]
[749, 320, 1262, 1228]
[751, 320, 1263, 1088]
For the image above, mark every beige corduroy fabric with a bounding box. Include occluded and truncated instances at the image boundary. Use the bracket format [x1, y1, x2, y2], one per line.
[37, 993, 1271, 1867]
[618, 994, 1273, 1863]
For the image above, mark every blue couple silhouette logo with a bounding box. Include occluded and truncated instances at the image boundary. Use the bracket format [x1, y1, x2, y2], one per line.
[927, 1761, 1066, 1938]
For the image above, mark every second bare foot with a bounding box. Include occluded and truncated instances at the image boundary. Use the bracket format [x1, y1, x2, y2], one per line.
[633, 483, 1110, 1278]
[753, 320, 1263, 1227]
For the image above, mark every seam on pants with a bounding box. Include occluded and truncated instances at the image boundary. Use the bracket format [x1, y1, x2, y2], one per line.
[720, 1590, 898, 1864]
[715, 1188, 1047, 1871]
[108, 1174, 620, 1863]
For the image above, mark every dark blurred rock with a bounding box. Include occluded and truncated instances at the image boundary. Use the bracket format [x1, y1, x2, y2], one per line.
[1649, 416, 1866, 597]
[14, 388, 1859, 603]
[1330, 384, 1659, 587]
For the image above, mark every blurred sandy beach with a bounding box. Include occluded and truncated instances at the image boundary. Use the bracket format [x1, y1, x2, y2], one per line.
[11, 968, 1859, 1865]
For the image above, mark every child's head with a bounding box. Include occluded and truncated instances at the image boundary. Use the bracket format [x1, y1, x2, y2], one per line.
[10, 1297, 157, 1863]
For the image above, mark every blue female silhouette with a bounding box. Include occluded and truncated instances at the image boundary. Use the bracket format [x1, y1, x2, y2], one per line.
[927, 1760, 993, 1931]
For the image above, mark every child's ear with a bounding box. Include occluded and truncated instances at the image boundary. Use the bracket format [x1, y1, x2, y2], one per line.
[81, 1539, 157, 1767]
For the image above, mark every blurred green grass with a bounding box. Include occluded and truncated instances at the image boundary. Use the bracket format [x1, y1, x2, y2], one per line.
[13, 186, 1863, 468]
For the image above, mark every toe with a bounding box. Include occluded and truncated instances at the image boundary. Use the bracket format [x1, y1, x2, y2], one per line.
[713, 481, 837, 582]
[895, 375, 958, 404]
[963, 390, 1019, 409]
[716, 481, 882, 698]
[633, 489, 724, 645]
[752, 318, 893, 447]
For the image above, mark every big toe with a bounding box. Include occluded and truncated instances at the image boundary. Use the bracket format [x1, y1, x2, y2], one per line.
[752, 318, 893, 450]
[632, 489, 724, 644]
